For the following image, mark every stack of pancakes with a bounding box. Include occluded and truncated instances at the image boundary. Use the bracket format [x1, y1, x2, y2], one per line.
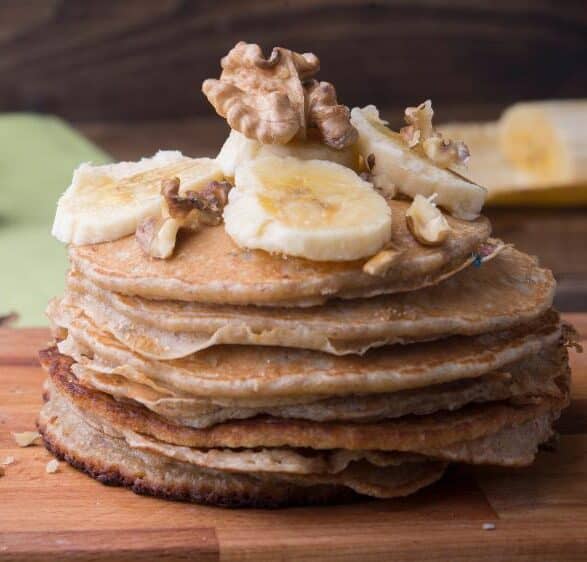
[39, 200, 571, 507]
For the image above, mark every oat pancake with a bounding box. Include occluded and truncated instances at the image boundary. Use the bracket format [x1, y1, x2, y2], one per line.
[43, 350, 569, 460]
[39, 386, 448, 506]
[69, 200, 492, 307]
[48, 300, 562, 400]
[64, 246, 554, 358]
[70, 345, 565, 428]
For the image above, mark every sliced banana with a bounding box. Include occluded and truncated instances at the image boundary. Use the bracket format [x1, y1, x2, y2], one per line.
[351, 105, 486, 220]
[52, 152, 223, 245]
[216, 129, 358, 178]
[499, 100, 587, 185]
[439, 122, 521, 192]
[224, 156, 391, 261]
[216, 131, 261, 178]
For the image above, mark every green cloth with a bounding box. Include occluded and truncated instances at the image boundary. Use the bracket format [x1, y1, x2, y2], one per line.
[0, 113, 111, 326]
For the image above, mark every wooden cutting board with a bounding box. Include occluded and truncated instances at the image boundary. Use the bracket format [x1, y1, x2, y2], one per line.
[0, 319, 586, 562]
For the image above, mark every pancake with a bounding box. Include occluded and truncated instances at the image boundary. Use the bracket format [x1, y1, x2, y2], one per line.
[39, 388, 448, 506]
[69, 345, 565, 428]
[43, 350, 569, 459]
[48, 300, 562, 400]
[65, 246, 555, 358]
[69, 200, 492, 307]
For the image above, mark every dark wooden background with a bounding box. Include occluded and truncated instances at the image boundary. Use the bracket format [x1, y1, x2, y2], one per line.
[1, 0, 586, 124]
[1, 0, 586, 310]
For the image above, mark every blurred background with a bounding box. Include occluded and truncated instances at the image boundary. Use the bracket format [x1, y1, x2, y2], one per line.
[0, 0, 586, 324]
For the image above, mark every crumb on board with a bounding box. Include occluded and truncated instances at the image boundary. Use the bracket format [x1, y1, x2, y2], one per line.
[13, 431, 41, 447]
[46, 459, 60, 474]
[1, 456, 15, 466]
[482, 523, 496, 531]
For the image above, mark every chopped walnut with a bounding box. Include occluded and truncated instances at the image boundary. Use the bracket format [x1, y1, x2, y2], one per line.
[402, 100, 435, 140]
[562, 322, 583, 353]
[202, 42, 311, 144]
[422, 136, 470, 168]
[400, 100, 470, 168]
[202, 41, 356, 149]
[136, 215, 182, 260]
[13, 431, 41, 447]
[363, 246, 404, 276]
[305, 80, 358, 149]
[164, 178, 232, 226]
[136, 177, 233, 259]
[405, 194, 451, 246]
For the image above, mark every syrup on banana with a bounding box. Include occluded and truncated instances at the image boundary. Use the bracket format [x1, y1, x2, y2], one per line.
[351, 105, 486, 220]
[223, 156, 391, 261]
[52, 152, 223, 245]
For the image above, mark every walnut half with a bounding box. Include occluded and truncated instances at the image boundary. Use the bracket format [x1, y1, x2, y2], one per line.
[136, 177, 233, 259]
[202, 41, 357, 150]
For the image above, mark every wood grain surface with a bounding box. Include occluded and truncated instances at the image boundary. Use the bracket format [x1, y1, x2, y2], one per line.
[1, 0, 586, 310]
[1, 0, 585, 123]
[0, 320, 585, 561]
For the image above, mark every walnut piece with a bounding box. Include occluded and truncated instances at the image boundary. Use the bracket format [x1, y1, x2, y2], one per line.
[202, 41, 356, 149]
[403, 100, 435, 140]
[136, 177, 233, 259]
[363, 246, 404, 276]
[405, 194, 451, 246]
[305, 80, 358, 149]
[400, 100, 470, 168]
[136, 215, 182, 260]
[164, 178, 232, 225]
[422, 136, 470, 168]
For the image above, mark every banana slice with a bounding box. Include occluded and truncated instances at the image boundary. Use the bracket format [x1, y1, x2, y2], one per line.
[216, 129, 358, 178]
[52, 152, 223, 245]
[224, 156, 391, 261]
[216, 131, 261, 178]
[351, 106, 486, 220]
[499, 100, 587, 185]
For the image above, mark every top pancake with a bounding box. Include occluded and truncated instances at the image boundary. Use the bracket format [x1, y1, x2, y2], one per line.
[65, 246, 555, 358]
[69, 200, 491, 306]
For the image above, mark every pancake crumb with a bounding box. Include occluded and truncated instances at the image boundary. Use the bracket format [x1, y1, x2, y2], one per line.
[46, 459, 60, 474]
[482, 523, 496, 531]
[13, 431, 41, 447]
[1, 456, 15, 466]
